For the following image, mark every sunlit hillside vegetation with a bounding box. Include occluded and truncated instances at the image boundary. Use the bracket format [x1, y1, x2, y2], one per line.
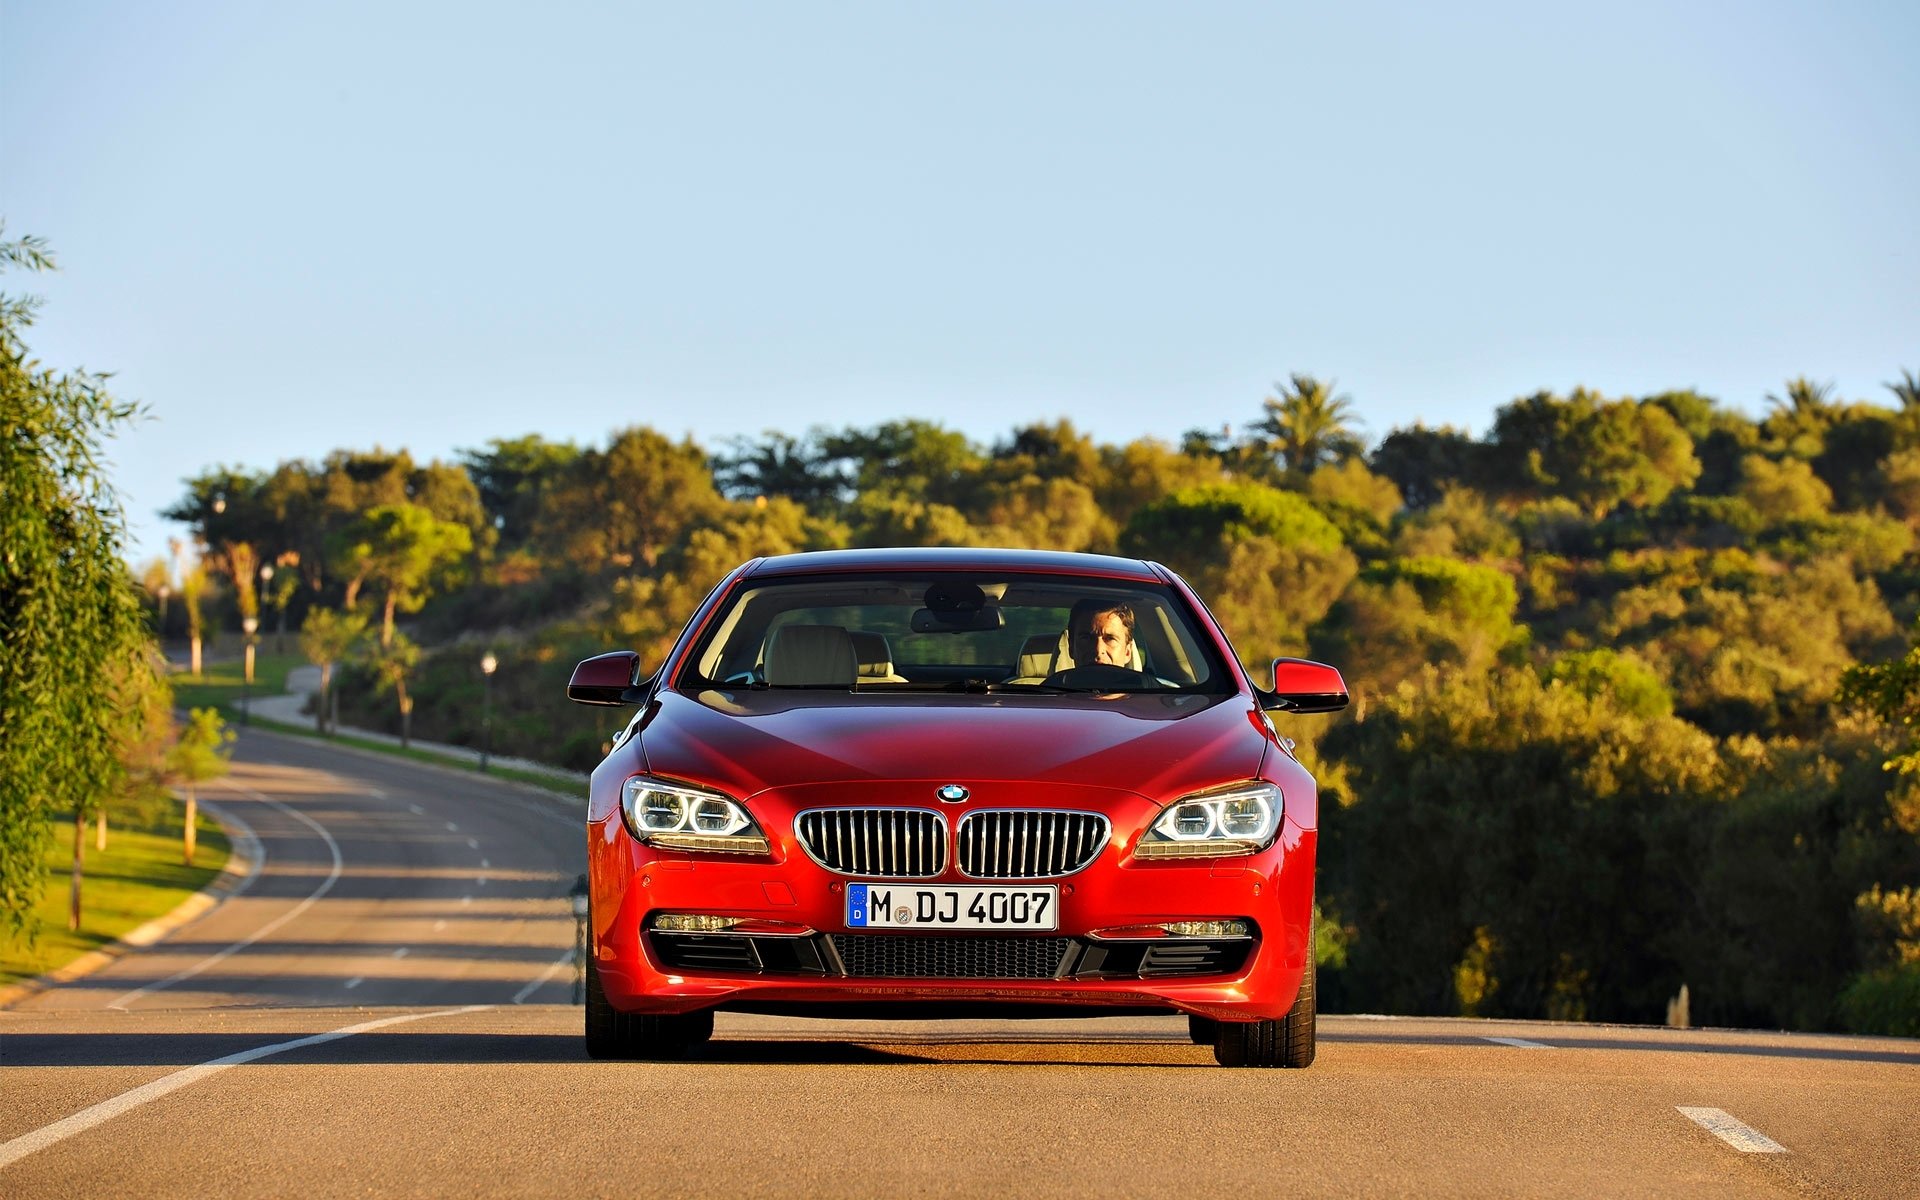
[161, 373, 1920, 1034]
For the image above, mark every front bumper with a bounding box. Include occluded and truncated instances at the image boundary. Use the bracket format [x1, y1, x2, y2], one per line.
[588, 813, 1317, 1022]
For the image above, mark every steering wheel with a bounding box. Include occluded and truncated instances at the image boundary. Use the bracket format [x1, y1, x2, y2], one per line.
[1044, 663, 1155, 691]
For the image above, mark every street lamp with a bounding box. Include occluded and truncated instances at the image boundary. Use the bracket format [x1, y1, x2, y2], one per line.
[569, 873, 590, 1005]
[241, 615, 259, 726]
[258, 564, 276, 653]
[479, 652, 499, 772]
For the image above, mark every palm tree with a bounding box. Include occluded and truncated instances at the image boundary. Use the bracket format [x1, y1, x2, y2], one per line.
[1885, 369, 1920, 411]
[1253, 374, 1364, 476]
[1764, 376, 1835, 417]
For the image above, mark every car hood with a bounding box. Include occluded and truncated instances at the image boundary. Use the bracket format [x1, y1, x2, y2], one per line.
[637, 688, 1268, 803]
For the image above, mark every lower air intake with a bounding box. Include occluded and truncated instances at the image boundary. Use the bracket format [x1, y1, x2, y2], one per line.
[830, 935, 1072, 980]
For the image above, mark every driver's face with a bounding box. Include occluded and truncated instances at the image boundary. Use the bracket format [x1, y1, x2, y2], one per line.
[1087, 612, 1132, 667]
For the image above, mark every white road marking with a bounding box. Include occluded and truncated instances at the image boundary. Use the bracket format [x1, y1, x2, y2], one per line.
[367, 788, 386, 799]
[0, 1007, 491, 1170]
[480, 858, 490, 869]
[108, 784, 345, 1010]
[475, 877, 487, 887]
[433, 919, 447, 932]
[461, 895, 473, 906]
[343, 976, 363, 989]
[466, 837, 480, 850]
[1485, 1036, 1553, 1049]
[1677, 1107, 1788, 1154]
[512, 950, 577, 1004]
[444, 821, 459, 832]
[392, 947, 409, 959]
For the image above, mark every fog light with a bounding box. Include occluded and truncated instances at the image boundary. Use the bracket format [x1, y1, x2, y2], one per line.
[1160, 919, 1251, 938]
[652, 914, 747, 932]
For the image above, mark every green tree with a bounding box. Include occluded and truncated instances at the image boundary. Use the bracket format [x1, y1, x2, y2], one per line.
[1123, 481, 1357, 662]
[333, 503, 474, 647]
[0, 229, 151, 943]
[300, 607, 369, 734]
[1318, 667, 1721, 1021]
[364, 632, 424, 747]
[542, 426, 722, 572]
[166, 708, 233, 867]
[458, 434, 584, 548]
[711, 429, 847, 506]
[1310, 556, 1525, 696]
[1369, 424, 1478, 510]
[1481, 390, 1700, 515]
[1736, 453, 1832, 521]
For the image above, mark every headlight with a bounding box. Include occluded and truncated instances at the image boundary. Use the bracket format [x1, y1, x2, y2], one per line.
[620, 776, 770, 854]
[1136, 782, 1282, 859]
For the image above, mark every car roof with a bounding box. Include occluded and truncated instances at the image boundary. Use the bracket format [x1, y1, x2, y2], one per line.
[745, 546, 1165, 581]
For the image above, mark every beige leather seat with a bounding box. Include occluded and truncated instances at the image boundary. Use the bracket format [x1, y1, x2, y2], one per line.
[1016, 634, 1058, 678]
[850, 631, 908, 684]
[764, 624, 857, 687]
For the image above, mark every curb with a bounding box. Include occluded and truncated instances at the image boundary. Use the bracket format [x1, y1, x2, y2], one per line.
[0, 799, 260, 1011]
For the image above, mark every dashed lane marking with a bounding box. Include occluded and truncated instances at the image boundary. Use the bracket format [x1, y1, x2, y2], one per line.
[466, 837, 480, 850]
[392, 948, 408, 959]
[1677, 1107, 1789, 1154]
[0, 1007, 491, 1170]
[1485, 1036, 1553, 1049]
[444, 821, 459, 832]
[108, 783, 344, 1010]
[343, 977, 363, 990]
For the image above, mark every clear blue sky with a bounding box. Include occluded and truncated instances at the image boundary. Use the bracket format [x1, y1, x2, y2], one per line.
[5, 1, 1916, 562]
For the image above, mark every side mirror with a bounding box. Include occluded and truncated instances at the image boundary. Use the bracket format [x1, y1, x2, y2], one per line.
[1259, 658, 1349, 714]
[567, 651, 653, 707]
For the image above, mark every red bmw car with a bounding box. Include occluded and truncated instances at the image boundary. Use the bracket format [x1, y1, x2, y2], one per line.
[567, 547, 1347, 1067]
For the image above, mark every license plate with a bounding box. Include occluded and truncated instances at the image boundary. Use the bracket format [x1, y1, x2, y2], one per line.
[846, 883, 1058, 931]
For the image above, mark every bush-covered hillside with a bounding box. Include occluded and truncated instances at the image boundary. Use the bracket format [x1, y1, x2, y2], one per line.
[161, 373, 1920, 1034]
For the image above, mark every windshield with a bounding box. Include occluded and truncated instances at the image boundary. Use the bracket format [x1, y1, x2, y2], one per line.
[681, 572, 1231, 694]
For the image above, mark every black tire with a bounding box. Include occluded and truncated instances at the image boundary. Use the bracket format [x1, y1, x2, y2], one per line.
[584, 957, 714, 1061]
[1213, 955, 1316, 1068]
[1186, 1014, 1219, 1045]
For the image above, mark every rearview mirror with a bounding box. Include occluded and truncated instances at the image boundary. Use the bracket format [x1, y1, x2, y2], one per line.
[909, 606, 1005, 633]
[567, 651, 653, 706]
[1259, 658, 1348, 714]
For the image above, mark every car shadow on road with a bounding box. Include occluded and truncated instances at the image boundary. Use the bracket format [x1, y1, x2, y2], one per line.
[5, 1031, 1209, 1069]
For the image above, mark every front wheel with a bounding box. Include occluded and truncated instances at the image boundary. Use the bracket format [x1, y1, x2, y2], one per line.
[1213, 955, 1315, 1068]
[584, 957, 714, 1060]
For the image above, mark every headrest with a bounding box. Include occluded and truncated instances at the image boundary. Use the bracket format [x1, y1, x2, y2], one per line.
[1017, 633, 1057, 678]
[764, 624, 857, 687]
[849, 631, 895, 678]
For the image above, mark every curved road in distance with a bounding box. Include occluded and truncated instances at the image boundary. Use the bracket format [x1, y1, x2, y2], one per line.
[2, 728, 1915, 1198]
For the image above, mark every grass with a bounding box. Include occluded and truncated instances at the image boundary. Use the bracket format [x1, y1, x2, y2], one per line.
[169, 651, 584, 796]
[0, 811, 231, 988]
[171, 649, 306, 715]
[244, 712, 585, 795]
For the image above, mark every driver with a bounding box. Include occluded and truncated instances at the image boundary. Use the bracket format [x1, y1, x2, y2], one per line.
[1069, 601, 1137, 669]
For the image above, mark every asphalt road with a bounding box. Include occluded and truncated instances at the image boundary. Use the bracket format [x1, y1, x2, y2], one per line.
[2, 729, 1915, 1198]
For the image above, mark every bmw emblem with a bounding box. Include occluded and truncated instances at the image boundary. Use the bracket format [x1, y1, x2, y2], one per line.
[936, 784, 970, 803]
